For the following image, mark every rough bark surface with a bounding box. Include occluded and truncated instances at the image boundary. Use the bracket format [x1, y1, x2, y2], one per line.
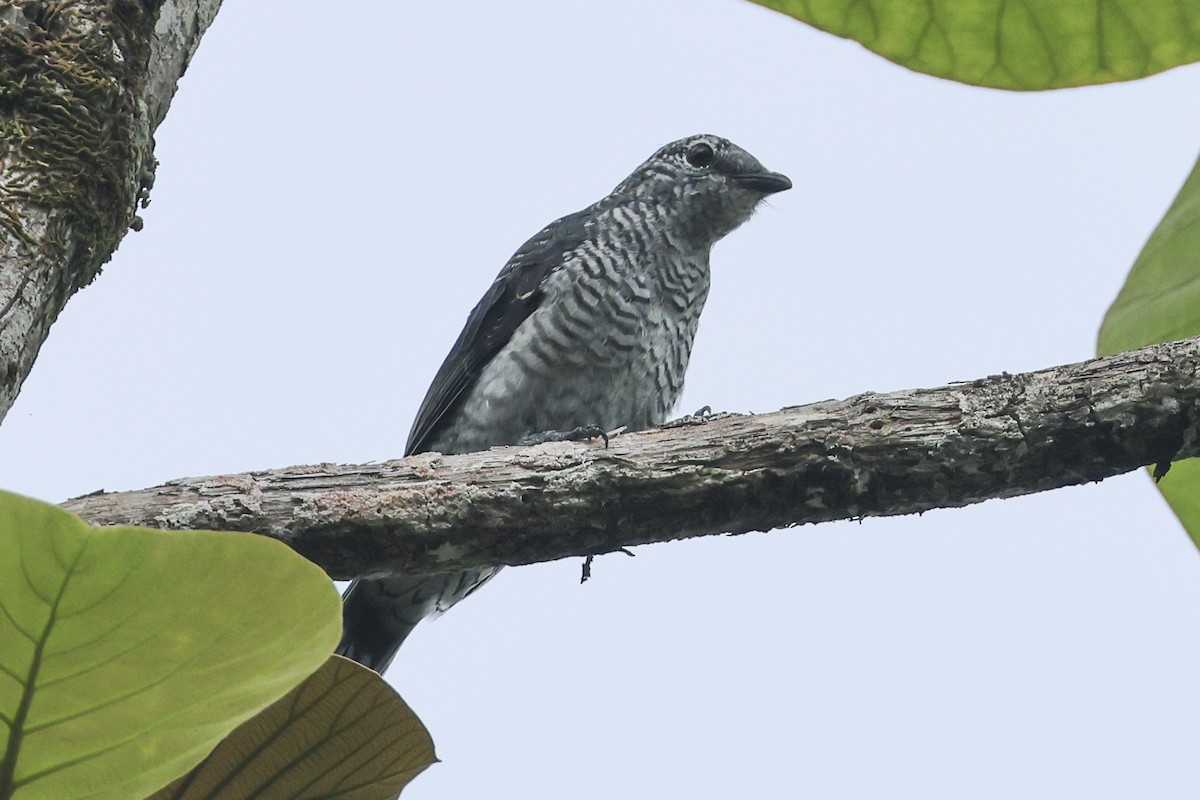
[64, 336, 1200, 580]
[0, 0, 222, 424]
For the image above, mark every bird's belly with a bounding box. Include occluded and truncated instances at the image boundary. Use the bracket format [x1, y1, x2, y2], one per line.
[425, 319, 687, 454]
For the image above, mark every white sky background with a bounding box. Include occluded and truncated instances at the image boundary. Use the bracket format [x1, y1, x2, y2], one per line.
[3, 1, 1200, 797]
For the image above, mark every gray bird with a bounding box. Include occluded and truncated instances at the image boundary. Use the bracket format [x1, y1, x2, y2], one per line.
[336, 134, 790, 672]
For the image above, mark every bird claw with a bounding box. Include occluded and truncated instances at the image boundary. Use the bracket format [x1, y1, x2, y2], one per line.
[520, 425, 610, 448]
[664, 405, 713, 428]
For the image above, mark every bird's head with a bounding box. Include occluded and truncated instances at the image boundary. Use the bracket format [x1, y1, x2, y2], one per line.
[610, 134, 791, 246]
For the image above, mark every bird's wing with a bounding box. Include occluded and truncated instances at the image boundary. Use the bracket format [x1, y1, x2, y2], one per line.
[405, 208, 592, 455]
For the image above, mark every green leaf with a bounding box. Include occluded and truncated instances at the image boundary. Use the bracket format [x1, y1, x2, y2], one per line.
[148, 656, 436, 800]
[750, 0, 1200, 90]
[1098, 153, 1200, 546]
[1098, 154, 1200, 355]
[0, 491, 341, 800]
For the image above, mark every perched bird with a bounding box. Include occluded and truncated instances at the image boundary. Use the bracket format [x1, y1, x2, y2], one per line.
[336, 134, 790, 672]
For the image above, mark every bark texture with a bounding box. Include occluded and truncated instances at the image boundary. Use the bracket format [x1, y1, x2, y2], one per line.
[63, 336, 1200, 580]
[0, 0, 222, 423]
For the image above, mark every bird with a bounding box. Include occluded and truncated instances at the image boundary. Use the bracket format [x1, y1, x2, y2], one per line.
[336, 134, 790, 673]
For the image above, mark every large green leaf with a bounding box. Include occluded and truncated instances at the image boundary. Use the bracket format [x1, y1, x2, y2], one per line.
[0, 491, 341, 800]
[1099, 154, 1200, 355]
[148, 656, 436, 800]
[1098, 152, 1200, 546]
[751, 1, 1200, 90]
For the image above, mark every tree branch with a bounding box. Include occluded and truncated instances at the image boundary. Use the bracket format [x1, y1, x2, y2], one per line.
[62, 336, 1200, 579]
[0, 0, 222, 423]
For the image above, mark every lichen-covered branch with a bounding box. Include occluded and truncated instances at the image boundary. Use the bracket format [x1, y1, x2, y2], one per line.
[0, 0, 222, 423]
[63, 336, 1200, 580]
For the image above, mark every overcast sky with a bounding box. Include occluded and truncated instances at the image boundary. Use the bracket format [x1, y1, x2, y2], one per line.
[4, 1, 1200, 798]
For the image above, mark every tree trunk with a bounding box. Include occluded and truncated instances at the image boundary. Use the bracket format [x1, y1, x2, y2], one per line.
[0, 0, 222, 423]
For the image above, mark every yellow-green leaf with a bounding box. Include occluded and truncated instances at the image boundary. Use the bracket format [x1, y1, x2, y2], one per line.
[750, 1, 1200, 90]
[0, 491, 341, 800]
[1098, 152, 1200, 546]
[148, 656, 436, 800]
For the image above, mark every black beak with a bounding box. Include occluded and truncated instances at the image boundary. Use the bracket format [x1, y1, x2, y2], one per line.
[731, 170, 792, 194]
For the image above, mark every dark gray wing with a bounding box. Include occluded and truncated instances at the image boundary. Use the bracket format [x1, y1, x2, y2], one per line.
[405, 208, 592, 455]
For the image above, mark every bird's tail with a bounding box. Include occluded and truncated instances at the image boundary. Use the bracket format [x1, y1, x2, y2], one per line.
[336, 568, 500, 673]
[336, 578, 424, 673]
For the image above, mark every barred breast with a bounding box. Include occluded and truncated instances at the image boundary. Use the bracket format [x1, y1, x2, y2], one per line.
[426, 202, 711, 454]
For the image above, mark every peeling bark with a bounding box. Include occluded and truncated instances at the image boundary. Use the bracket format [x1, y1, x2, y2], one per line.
[0, 0, 222, 423]
[63, 336, 1200, 580]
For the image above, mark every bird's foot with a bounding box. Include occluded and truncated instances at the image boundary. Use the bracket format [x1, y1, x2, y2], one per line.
[520, 424, 610, 448]
[663, 405, 713, 428]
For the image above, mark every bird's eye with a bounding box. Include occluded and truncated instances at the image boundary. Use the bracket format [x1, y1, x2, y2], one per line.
[685, 142, 715, 168]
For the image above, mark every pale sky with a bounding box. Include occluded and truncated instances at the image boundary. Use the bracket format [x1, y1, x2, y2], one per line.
[4, 1, 1200, 797]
